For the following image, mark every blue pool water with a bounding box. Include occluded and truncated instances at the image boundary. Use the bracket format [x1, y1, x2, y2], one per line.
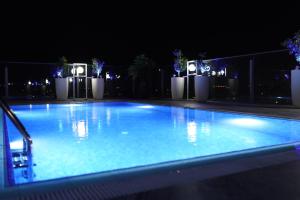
[6, 102, 300, 184]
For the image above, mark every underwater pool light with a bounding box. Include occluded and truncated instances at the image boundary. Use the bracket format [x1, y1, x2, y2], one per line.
[226, 118, 266, 127]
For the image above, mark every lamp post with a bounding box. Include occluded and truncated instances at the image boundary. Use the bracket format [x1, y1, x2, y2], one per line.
[70, 63, 88, 99]
[186, 60, 198, 100]
[4, 65, 8, 98]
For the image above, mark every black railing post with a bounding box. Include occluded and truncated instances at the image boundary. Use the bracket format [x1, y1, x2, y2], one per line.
[249, 59, 255, 103]
[4, 65, 9, 98]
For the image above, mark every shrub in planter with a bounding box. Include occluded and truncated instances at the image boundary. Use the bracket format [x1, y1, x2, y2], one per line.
[194, 53, 210, 102]
[91, 58, 105, 99]
[171, 49, 187, 99]
[54, 56, 69, 100]
[283, 30, 300, 106]
[128, 54, 156, 98]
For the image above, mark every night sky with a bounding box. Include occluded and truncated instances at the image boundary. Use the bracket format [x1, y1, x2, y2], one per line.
[1, 2, 299, 65]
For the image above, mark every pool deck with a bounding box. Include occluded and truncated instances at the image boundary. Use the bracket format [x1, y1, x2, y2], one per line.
[7, 98, 300, 119]
[2, 99, 300, 200]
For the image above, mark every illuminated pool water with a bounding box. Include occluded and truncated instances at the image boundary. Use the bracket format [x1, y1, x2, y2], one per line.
[6, 102, 300, 184]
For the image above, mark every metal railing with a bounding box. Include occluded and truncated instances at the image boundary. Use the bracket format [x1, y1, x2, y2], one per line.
[0, 49, 297, 103]
[0, 98, 32, 152]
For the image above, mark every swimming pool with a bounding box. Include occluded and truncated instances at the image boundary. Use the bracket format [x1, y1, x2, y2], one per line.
[5, 102, 300, 185]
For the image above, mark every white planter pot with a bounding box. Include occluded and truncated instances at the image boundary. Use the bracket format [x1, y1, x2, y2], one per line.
[92, 78, 104, 99]
[55, 78, 69, 100]
[171, 77, 184, 99]
[291, 69, 300, 107]
[194, 75, 209, 102]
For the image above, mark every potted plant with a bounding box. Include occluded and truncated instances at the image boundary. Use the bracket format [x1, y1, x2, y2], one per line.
[194, 53, 210, 102]
[283, 30, 300, 106]
[128, 54, 156, 98]
[171, 49, 187, 99]
[91, 58, 105, 99]
[54, 56, 69, 100]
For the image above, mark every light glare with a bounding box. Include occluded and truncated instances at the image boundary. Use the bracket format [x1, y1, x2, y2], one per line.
[188, 63, 196, 72]
[226, 118, 265, 127]
[77, 66, 84, 74]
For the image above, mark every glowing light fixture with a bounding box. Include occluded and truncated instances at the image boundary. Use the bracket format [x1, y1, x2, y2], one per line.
[220, 70, 225, 76]
[188, 63, 196, 72]
[186, 60, 198, 100]
[296, 55, 300, 63]
[45, 79, 49, 85]
[10, 140, 23, 150]
[28, 81, 32, 85]
[200, 65, 210, 74]
[137, 105, 155, 109]
[77, 66, 84, 74]
[226, 118, 266, 127]
[106, 72, 111, 80]
[57, 71, 62, 77]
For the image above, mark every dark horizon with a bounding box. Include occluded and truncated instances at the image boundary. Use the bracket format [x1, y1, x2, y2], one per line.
[1, 2, 299, 65]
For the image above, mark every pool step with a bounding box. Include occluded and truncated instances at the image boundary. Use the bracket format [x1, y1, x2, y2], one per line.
[12, 152, 29, 168]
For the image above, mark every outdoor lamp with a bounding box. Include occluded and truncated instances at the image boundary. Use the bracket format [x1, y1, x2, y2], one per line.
[296, 55, 300, 63]
[188, 63, 197, 72]
[71, 68, 76, 75]
[77, 66, 84, 74]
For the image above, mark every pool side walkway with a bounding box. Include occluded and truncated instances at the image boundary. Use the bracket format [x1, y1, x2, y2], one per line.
[7, 98, 300, 119]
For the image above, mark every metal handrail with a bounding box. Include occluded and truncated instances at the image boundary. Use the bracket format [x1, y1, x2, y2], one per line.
[204, 49, 289, 62]
[0, 98, 32, 150]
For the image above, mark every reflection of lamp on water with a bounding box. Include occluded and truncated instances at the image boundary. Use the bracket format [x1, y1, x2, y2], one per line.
[187, 121, 197, 143]
[201, 122, 210, 135]
[226, 118, 265, 127]
[73, 120, 88, 140]
[106, 109, 111, 126]
[58, 120, 63, 132]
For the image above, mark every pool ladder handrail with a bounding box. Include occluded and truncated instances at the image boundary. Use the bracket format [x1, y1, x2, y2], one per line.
[0, 98, 32, 152]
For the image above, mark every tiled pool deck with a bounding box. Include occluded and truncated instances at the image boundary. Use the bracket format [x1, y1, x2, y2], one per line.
[1, 99, 300, 200]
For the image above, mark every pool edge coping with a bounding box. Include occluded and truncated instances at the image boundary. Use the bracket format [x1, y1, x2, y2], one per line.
[0, 141, 300, 199]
